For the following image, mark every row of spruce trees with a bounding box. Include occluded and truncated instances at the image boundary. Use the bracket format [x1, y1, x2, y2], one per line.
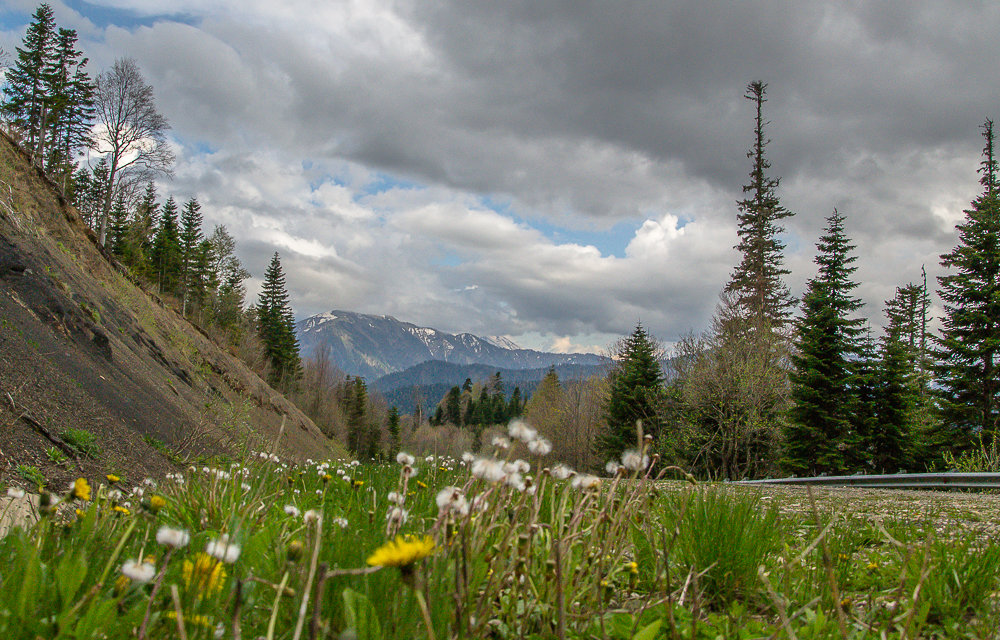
[599, 83, 1000, 478]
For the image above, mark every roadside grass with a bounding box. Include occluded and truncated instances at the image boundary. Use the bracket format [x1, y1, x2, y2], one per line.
[1, 431, 999, 639]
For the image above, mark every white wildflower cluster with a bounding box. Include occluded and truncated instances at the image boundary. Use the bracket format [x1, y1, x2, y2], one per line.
[253, 451, 281, 464]
[206, 534, 241, 563]
[332, 516, 348, 529]
[165, 472, 185, 485]
[435, 486, 470, 516]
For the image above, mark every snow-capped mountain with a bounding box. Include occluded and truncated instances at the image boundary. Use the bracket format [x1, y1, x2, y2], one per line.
[296, 311, 605, 380]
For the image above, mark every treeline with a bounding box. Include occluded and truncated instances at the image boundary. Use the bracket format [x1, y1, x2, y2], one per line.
[595, 83, 1000, 479]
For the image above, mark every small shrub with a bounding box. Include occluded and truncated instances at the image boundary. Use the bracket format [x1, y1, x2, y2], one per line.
[61, 428, 100, 458]
[44, 447, 67, 465]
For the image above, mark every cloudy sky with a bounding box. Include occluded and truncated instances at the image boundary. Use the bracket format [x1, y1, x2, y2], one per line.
[1, 1, 996, 354]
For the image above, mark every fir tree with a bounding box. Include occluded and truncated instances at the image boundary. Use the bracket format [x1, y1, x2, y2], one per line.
[387, 406, 401, 457]
[599, 323, 664, 459]
[179, 198, 204, 315]
[725, 81, 796, 330]
[256, 252, 301, 391]
[871, 320, 914, 472]
[444, 386, 462, 425]
[936, 120, 1000, 449]
[785, 210, 864, 475]
[43, 27, 93, 186]
[149, 196, 181, 295]
[2, 4, 55, 158]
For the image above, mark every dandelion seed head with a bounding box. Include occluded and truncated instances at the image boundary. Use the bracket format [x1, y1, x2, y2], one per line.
[605, 461, 622, 475]
[156, 526, 190, 549]
[205, 534, 241, 563]
[471, 457, 506, 484]
[621, 449, 650, 472]
[304, 509, 322, 524]
[491, 435, 511, 450]
[551, 464, 575, 480]
[121, 559, 156, 583]
[283, 504, 300, 517]
[527, 437, 552, 456]
[6, 487, 25, 500]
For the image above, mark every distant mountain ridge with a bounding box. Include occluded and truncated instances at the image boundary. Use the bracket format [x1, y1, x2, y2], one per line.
[296, 310, 605, 380]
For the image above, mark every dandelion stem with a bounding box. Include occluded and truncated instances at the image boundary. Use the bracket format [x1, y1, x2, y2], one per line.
[265, 571, 290, 640]
[414, 587, 436, 640]
[292, 516, 323, 640]
[170, 584, 189, 640]
[138, 548, 174, 640]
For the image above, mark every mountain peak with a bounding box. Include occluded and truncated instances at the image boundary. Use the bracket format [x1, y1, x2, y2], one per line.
[295, 311, 603, 380]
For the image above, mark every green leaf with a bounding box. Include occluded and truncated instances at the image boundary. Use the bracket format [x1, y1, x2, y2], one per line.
[631, 618, 662, 640]
[55, 551, 87, 605]
[342, 587, 382, 640]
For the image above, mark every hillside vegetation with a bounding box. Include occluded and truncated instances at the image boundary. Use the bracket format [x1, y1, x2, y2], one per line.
[0, 131, 342, 490]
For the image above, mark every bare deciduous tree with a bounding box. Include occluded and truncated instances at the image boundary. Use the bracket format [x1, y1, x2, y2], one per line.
[92, 57, 173, 246]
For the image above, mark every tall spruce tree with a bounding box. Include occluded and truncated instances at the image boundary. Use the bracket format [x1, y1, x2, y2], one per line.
[725, 81, 796, 330]
[2, 4, 55, 158]
[599, 323, 664, 459]
[150, 196, 181, 295]
[936, 120, 1000, 448]
[785, 209, 864, 475]
[257, 252, 301, 391]
[179, 198, 204, 315]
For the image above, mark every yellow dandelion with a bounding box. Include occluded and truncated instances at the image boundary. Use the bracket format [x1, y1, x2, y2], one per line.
[114, 573, 131, 595]
[627, 561, 638, 575]
[866, 561, 879, 571]
[166, 611, 214, 629]
[416, 480, 428, 489]
[71, 477, 91, 501]
[322, 473, 333, 483]
[145, 495, 166, 513]
[113, 505, 131, 516]
[183, 552, 227, 596]
[366, 535, 436, 568]
[352, 480, 364, 489]
[106, 474, 120, 484]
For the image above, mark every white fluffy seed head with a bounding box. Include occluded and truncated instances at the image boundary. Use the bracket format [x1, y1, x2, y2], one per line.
[551, 464, 575, 480]
[396, 452, 415, 466]
[527, 437, 552, 456]
[155, 526, 190, 549]
[471, 457, 506, 484]
[121, 559, 156, 583]
[206, 534, 241, 563]
[508, 419, 537, 444]
[621, 448, 650, 472]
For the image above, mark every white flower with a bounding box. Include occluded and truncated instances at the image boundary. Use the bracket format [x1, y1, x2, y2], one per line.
[206, 534, 241, 563]
[527, 437, 552, 456]
[304, 509, 321, 524]
[436, 486, 468, 514]
[6, 487, 26, 500]
[121, 559, 156, 583]
[621, 449, 650, 472]
[505, 472, 526, 492]
[508, 420, 537, 443]
[605, 461, 622, 475]
[401, 465, 418, 478]
[461, 452, 476, 463]
[571, 474, 602, 491]
[491, 436, 511, 450]
[241, 483, 251, 491]
[283, 504, 300, 517]
[396, 452, 415, 466]
[551, 464, 575, 480]
[156, 526, 190, 549]
[471, 457, 506, 484]
[386, 507, 409, 524]
[332, 517, 349, 529]
[143, 478, 157, 488]
[387, 491, 405, 506]
[425, 455, 435, 463]
[336, 468, 345, 476]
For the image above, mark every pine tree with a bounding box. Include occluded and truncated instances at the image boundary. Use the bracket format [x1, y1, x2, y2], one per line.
[599, 323, 664, 459]
[256, 252, 301, 391]
[107, 190, 129, 258]
[149, 196, 181, 295]
[387, 406, 401, 456]
[871, 320, 914, 472]
[785, 210, 864, 475]
[43, 27, 93, 187]
[2, 4, 55, 158]
[725, 81, 796, 330]
[444, 386, 462, 425]
[936, 120, 1000, 449]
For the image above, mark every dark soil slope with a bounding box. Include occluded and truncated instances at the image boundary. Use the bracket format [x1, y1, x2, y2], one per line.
[0, 133, 343, 491]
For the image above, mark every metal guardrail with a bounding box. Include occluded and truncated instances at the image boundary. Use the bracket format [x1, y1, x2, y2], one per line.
[733, 472, 1000, 491]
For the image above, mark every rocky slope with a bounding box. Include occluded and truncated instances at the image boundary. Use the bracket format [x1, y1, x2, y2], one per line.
[0, 131, 342, 492]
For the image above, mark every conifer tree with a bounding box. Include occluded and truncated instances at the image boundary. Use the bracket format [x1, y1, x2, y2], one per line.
[43, 27, 93, 186]
[179, 198, 204, 315]
[2, 4, 55, 158]
[599, 323, 664, 459]
[936, 120, 1000, 448]
[256, 252, 301, 391]
[150, 196, 181, 295]
[871, 319, 914, 472]
[725, 81, 796, 330]
[785, 210, 864, 475]
[387, 406, 401, 456]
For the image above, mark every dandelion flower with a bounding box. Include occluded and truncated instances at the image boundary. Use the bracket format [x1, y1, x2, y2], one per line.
[491, 436, 511, 450]
[551, 464, 575, 480]
[156, 526, 190, 549]
[508, 420, 537, 443]
[121, 559, 156, 584]
[284, 504, 300, 517]
[106, 474, 120, 484]
[183, 553, 227, 595]
[206, 534, 241, 563]
[396, 452, 415, 466]
[386, 507, 409, 525]
[387, 491, 405, 505]
[6, 487, 25, 500]
[527, 437, 552, 456]
[113, 505, 131, 516]
[621, 449, 650, 472]
[571, 474, 601, 491]
[471, 457, 506, 484]
[366, 535, 436, 568]
[332, 516, 349, 529]
[146, 495, 166, 513]
[605, 461, 622, 475]
[304, 509, 322, 525]
[435, 487, 468, 515]
[70, 477, 91, 501]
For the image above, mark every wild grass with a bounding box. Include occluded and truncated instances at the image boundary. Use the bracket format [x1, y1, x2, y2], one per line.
[1, 425, 999, 639]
